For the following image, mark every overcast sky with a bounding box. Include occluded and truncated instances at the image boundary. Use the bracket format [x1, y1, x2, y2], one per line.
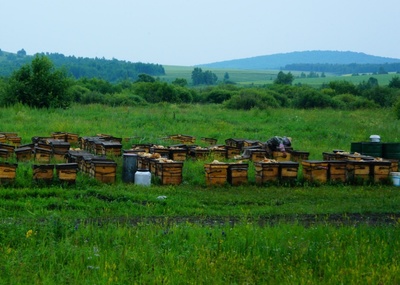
[1, 0, 399, 66]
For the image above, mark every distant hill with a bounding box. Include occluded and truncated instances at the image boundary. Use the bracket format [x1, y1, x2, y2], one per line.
[197, 50, 400, 70]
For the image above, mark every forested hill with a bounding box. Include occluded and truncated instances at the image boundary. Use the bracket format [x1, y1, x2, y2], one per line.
[0, 49, 165, 82]
[197, 50, 400, 74]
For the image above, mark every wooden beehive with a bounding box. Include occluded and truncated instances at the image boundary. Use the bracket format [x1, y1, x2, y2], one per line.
[201, 137, 217, 145]
[33, 164, 54, 180]
[101, 141, 122, 156]
[169, 148, 187, 161]
[151, 147, 170, 159]
[370, 160, 391, 183]
[137, 154, 151, 170]
[14, 147, 33, 162]
[0, 143, 15, 153]
[228, 163, 249, 186]
[225, 146, 241, 159]
[279, 161, 299, 181]
[131, 144, 152, 153]
[34, 147, 52, 163]
[225, 138, 245, 150]
[387, 159, 399, 172]
[168, 134, 196, 144]
[0, 149, 10, 160]
[0, 134, 6, 143]
[272, 151, 291, 162]
[254, 161, 280, 184]
[290, 150, 310, 163]
[210, 146, 227, 160]
[0, 162, 17, 181]
[301, 160, 329, 183]
[156, 161, 183, 185]
[52, 132, 67, 141]
[204, 163, 229, 186]
[7, 136, 21, 146]
[90, 160, 117, 183]
[328, 160, 347, 182]
[346, 160, 371, 182]
[55, 163, 78, 183]
[249, 149, 268, 162]
[66, 133, 79, 144]
[190, 147, 210, 160]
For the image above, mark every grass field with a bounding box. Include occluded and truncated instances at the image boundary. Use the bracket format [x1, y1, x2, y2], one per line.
[1, 104, 400, 284]
[161, 65, 398, 87]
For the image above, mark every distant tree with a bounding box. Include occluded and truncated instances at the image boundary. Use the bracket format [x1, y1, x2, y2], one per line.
[172, 78, 188, 87]
[274, 71, 294, 85]
[17, 48, 26, 57]
[191, 67, 218, 85]
[5, 55, 71, 108]
[191, 67, 204, 85]
[136, 73, 155, 83]
[223, 72, 230, 81]
[378, 66, 388, 74]
[389, 76, 400, 88]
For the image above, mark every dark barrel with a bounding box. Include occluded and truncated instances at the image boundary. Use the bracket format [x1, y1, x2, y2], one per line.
[122, 153, 138, 183]
[361, 142, 382, 158]
[382, 143, 400, 159]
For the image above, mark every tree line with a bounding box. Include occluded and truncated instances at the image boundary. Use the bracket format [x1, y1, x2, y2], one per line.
[283, 63, 400, 75]
[1, 55, 400, 119]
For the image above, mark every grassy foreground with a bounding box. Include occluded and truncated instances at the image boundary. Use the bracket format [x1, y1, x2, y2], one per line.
[1, 104, 400, 284]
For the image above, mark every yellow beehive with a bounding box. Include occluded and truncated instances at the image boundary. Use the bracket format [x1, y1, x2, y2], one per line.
[33, 164, 54, 180]
[302, 160, 329, 183]
[204, 163, 229, 186]
[328, 160, 347, 182]
[228, 163, 249, 186]
[90, 160, 117, 183]
[55, 163, 78, 183]
[272, 151, 291, 162]
[254, 161, 280, 184]
[156, 161, 183, 185]
[0, 163, 18, 181]
[279, 162, 299, 181]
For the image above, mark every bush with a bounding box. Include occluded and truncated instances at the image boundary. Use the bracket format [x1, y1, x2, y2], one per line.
[293, 88, 338, 109]
[225, 89, 279, 110]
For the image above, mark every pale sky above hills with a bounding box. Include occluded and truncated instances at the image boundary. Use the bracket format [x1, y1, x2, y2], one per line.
[1, 0, 399, 66]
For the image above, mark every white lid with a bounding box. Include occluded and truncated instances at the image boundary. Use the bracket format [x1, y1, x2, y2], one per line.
[369, 135, 380, 139]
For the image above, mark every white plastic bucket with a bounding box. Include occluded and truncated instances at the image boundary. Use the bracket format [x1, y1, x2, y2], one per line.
[390, 172, 400, 186]
[134, 170, 151, 186]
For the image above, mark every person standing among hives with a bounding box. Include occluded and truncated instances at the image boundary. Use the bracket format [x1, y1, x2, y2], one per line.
[265, 136, 292, 158]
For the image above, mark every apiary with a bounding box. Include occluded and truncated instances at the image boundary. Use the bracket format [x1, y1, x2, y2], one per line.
[327, 160, 347, 182]
[204, 163, 229, 186]
[55, 163, 78, 183]
[254, 160, 280, 184]
[156, 161, 183, 185]
[33, 164, 54, 180]
[302, 160, 329, 183]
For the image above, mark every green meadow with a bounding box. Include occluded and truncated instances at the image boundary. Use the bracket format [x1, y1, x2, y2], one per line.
[1, 104, 400, 284]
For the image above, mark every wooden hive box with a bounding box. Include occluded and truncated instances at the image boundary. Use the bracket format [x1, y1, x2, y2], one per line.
[7, 136, 21, 147]
[33, 164, 54, 180]
[1, 132, 18, 139]
[14, 147, 33, 162]
[90, 160, 117, 183]
[0, 134, 6, 143]
[169, 148, 187, 161]
[254, 161, 280, 184]
[328, 160, 347, 182]
[346, 160, 371, 182]
[322, 152, 348, 161]
[50, 140, 70, 152]
[0, 149, 10, 160]
[168, 134, 196, 144]
[387, 159, 399, 172]
[101, 141, 122, 156]
[228, 163, 249, 186]
[137, 154, 151, 170]
[279, 161, 299, 181]
[225, 146, 241, 159]
[290, 150, 310, 163]
[0, 162, 18, 181]
[37, 142, 52, 151]
[204, 163, 229, 186]
[243, 140, 261, 149]
[272, 151, 291, 162]
[249, 149, 267, 162]
[52, 132, 67, 141]
[55, 163, 78, 183]
[34, 147, 52, 163]
[301, 160, 329, 183]
[66, 133, 79, 144]
[190, 148, 210, 160]
[151, 147, 170, 159]
[210, 146, 227, 160]
[93, 139, 105, 155]
[0, 143, 15, 153]
[370, 160, 392, 183]
[201, 137, 217, 145]
[156, 161, 183, 185]
[149, 159, 159, 175]
[225, 138, 245, 150]
[131, 144, 152, 153]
